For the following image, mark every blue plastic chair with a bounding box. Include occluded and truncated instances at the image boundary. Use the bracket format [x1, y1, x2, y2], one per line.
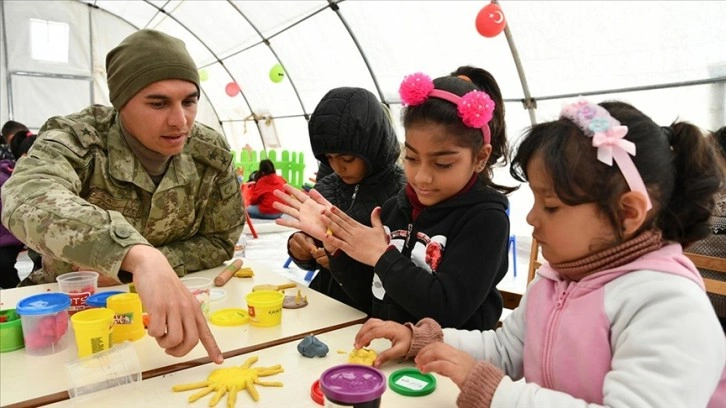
[283, 256, 316, 282]
[506, 207, 517, 278]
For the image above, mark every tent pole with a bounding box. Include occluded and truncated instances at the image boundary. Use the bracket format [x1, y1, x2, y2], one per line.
[498, 3, 537, 126]
[1, 1, 13, 121]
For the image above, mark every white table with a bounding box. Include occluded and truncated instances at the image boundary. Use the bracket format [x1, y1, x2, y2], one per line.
[46, 324, 460, 407]
[0, 259, 367, 407]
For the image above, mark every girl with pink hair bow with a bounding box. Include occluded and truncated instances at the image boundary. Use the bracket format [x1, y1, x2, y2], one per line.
[353, 100, 726, 407]
[275, 65, 516, 331]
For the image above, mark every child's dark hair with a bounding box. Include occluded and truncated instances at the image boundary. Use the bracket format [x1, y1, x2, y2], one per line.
[10, 130, 37, 159]
[713, 126, 726, 159]
[258, 159, 276, 177]
[1, 120, 28, 143]
[401, 65, 516, 195]
[511, 101, 725, 246]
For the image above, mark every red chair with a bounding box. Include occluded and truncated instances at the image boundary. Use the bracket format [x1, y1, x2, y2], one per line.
[240, 182, 258, 239]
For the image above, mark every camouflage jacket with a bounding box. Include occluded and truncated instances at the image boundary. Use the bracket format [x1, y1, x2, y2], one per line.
[1, 105, 245, 283]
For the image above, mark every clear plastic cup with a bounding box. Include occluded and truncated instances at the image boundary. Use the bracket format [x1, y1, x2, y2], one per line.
[181, 276, 213, 318]
[57, 272, 99, 315]
[16, 293, 71, 356]
[65, 341, 141, 399]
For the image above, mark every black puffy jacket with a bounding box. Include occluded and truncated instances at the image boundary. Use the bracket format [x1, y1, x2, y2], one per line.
[289, 87, 406, 313]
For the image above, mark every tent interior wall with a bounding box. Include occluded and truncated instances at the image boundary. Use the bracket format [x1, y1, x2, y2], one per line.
[1, 0, 725, 240]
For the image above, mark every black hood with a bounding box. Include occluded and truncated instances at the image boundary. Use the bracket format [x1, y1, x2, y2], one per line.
[309, 87, 400, 178]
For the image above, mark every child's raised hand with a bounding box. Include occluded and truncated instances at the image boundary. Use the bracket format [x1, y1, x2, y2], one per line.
[354, 318, 412, 368]
[414, 342, 477, 389]
[273, 185, 331, 240]
[323, 206, 390, 266]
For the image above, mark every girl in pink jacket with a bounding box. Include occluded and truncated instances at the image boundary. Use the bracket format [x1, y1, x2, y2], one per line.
[354, 100, 726, 407]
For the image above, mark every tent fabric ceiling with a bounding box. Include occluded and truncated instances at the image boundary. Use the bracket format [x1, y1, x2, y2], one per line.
[3, 1, 725, 132]
[1, 0, 724, 237]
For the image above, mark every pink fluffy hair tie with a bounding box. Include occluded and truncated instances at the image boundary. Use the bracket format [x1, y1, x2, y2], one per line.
[399, 72, 494, 144]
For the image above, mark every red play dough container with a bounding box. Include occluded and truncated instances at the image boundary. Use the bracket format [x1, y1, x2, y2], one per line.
[16, 293, 71, 356]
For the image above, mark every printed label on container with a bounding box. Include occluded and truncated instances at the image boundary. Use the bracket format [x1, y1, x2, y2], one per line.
[114, 312, 134, 325]
[68, 292, 92, 312]
[394, 375, 429, 391]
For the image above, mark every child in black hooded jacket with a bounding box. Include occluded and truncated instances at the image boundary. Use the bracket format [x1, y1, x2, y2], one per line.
[286, 87, 406, 314]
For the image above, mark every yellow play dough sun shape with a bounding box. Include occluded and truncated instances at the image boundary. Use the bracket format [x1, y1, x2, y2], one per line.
[172, 356, 283, 407]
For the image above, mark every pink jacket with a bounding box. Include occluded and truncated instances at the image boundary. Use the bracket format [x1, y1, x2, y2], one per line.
[444, 244, 726, 407]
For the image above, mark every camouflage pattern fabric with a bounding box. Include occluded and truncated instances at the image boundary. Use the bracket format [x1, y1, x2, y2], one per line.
[1, 105, 245, 283]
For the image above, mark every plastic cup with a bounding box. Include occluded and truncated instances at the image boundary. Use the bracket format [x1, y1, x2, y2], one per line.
[65, 341, 141, 399]
[16, 293, 71, 356]
[106, 293, 145, 343]
[246, 290, 284, 327]
[0, 309, 25, 352]
[320, 364, 386, 407]
[70, 307, 115, 358]
[181, 277, 213, 318]
[57, 271, 99, 315]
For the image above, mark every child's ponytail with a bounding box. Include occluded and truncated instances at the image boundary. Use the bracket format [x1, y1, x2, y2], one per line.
[658, 122, 725, 245]
[449, 66, 516, 195]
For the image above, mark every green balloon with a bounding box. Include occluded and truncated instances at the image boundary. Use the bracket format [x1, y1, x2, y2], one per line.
[269, 64, 285, 83]
[199, 69, 209, 82]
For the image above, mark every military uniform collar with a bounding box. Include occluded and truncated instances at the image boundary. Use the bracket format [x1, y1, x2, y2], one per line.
[108, 113, 198, 193]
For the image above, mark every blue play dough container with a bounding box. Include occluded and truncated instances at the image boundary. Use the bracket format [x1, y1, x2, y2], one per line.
[86, 291, 126, 308]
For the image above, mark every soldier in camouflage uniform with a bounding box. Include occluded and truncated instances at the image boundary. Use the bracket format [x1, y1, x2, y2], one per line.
[1, 29, 244, 362]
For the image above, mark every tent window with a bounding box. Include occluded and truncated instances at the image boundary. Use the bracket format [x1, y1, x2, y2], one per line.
[29, 18, 69, 63]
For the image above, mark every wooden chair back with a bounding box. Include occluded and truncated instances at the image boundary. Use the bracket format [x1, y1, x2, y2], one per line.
[683, 252, 726, 296]
[498, 238, 542, 314]
[528, 238, 542, 284]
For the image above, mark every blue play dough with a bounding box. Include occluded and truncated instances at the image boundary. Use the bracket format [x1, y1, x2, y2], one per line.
[297, 335, 329, 358]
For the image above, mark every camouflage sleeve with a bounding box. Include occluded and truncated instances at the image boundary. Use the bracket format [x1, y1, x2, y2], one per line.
[157, 159, 246, 274]
[1, 131, 151, 279]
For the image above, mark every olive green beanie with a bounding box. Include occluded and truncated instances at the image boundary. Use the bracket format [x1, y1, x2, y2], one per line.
[106, 29, 200, 109]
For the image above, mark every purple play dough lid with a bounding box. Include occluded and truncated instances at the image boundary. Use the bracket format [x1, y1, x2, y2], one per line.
[319, 364, 386, 404]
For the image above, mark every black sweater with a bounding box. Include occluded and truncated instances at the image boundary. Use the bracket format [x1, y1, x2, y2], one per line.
[329, 182, 510, 330]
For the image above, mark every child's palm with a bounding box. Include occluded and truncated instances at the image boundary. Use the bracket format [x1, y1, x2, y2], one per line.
[273, 186, 332, 240]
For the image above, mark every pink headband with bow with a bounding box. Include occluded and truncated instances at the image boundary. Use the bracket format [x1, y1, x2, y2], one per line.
[560, 99, 653, 210]
[399, 72, 494, 144]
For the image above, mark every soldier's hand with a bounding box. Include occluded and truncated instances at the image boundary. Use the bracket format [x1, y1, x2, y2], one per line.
[122, 245, 223, 364]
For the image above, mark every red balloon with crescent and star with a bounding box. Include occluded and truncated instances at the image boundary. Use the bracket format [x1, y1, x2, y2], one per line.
[475, 3, 506, 38]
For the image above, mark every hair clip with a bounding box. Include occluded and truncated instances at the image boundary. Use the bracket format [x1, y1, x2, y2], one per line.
[560, 99, 653, 210]
[399, 72, 494, 144]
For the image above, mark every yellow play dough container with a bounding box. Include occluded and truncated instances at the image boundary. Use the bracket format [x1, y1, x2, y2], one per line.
[245, 290, 284, 327]
[70, 307, 114, 357]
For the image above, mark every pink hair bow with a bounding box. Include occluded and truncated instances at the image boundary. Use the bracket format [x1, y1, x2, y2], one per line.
[591, 125, 633, 166]
[399, 72, 494, 144]
[561, 99, 652, 210]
